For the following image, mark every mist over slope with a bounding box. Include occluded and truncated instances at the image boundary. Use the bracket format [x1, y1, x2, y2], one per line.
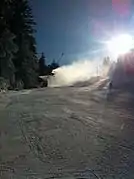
[48, 59, 109, 87]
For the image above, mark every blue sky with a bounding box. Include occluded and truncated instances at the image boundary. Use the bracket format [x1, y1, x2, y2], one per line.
[31, 0, 134, 65]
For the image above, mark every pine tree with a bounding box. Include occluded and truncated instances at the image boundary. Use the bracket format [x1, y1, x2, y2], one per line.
[0, 0, 18, 87]
[39, 53, 46, 76]
[9, 0, 38, 88]
[0, 30, 17, 81]
[50, 59, 59, 70]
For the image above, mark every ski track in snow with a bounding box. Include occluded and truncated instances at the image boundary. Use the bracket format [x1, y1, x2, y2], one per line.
[0, 80, 134, 179]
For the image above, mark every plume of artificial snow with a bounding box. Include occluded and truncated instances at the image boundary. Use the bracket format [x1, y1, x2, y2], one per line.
[48, 59, 107, 87]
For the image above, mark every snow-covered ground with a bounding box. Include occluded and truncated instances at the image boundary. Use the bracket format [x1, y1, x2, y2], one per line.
[0, 81, 134, 179]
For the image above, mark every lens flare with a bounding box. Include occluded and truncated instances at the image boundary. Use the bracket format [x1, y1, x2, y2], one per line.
[107, 34, 133, 58]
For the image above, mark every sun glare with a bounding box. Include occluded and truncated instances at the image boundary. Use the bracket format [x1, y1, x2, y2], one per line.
[107, 34, 133, 59]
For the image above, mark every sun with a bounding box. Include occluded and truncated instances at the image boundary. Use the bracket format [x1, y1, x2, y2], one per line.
[107, 34, 133, 59]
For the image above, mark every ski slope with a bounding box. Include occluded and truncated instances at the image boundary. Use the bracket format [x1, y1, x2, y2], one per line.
[0, 81, 134, 179]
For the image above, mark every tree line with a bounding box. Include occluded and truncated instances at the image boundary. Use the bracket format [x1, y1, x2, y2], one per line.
[0, 0, 59, 90]
[38, 53, 59, 76]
